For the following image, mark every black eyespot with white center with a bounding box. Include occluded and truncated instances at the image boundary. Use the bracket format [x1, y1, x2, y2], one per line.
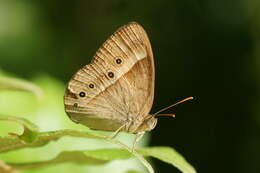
[108, 72, 114, 78]
[116, 58, 122, 64]
[89, 83, 94, 88]
[79, 91, 86, 97]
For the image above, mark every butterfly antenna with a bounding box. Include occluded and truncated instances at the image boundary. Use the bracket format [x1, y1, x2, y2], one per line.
[154, 97, 194, 117]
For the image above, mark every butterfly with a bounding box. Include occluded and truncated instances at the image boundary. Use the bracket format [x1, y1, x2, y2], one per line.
[64, 22, 192, 148]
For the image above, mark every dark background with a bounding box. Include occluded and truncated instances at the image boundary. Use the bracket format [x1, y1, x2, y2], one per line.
[0, 0, 259, 173]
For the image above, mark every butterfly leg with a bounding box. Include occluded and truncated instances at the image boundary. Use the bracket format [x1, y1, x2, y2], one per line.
[107, 123, 126, 140]
[131, 131, 145, 152]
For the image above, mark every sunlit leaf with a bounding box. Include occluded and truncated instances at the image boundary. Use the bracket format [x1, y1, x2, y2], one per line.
[125, 170, 141, 173]
[9, 151, 108, 170]
[0, 161, 20, 173]
[0, 115, 38, 143]
[82, 148, 132, 160]
[138, 147, 197, 173]
[7, 147, 196, 173]
[0, 115, 196, 173]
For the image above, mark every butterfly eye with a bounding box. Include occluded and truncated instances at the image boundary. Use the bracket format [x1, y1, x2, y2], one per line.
[115, 58, 122, 64]
[79, 91, 86, 97]
[89, 83, 94, 88]
[108, 72, 114, 78]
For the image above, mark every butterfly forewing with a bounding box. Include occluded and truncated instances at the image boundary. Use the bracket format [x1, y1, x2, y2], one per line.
[64, 22, 155, 132]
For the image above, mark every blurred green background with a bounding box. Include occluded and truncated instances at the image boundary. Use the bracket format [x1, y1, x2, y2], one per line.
[0, 0, 260, 173]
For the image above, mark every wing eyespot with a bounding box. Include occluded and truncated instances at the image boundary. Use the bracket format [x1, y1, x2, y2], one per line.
[115, 58, 122, 64]
[89, 83, 94, 88]
[108, 71, 114, 78]
[79, 91, 86, 97]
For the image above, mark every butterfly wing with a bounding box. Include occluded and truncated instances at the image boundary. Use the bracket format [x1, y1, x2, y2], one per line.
[64, 22, 155, 132]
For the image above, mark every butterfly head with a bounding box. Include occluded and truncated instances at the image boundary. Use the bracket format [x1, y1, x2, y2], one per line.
[144, 115, 158, 131]
[134, 115, 157, 133]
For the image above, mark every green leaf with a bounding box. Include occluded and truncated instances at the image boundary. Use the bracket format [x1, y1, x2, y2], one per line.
[8, 151, 108, 170]
[125, 170, 141, 173]
[82, 148, 132, 160]
[0, 115, 39, 143]
[0, 76, 43, 100]
[0, 161, 19, 173]
[0, 129, 103, 153]
[7, 149, 133, 170]
[5, 148, 196, 173]
[138, 147, 197, 173]
[0, 115, 197, 173]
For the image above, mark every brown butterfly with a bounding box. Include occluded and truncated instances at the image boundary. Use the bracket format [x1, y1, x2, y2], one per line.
[64, 22, 192, 148]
